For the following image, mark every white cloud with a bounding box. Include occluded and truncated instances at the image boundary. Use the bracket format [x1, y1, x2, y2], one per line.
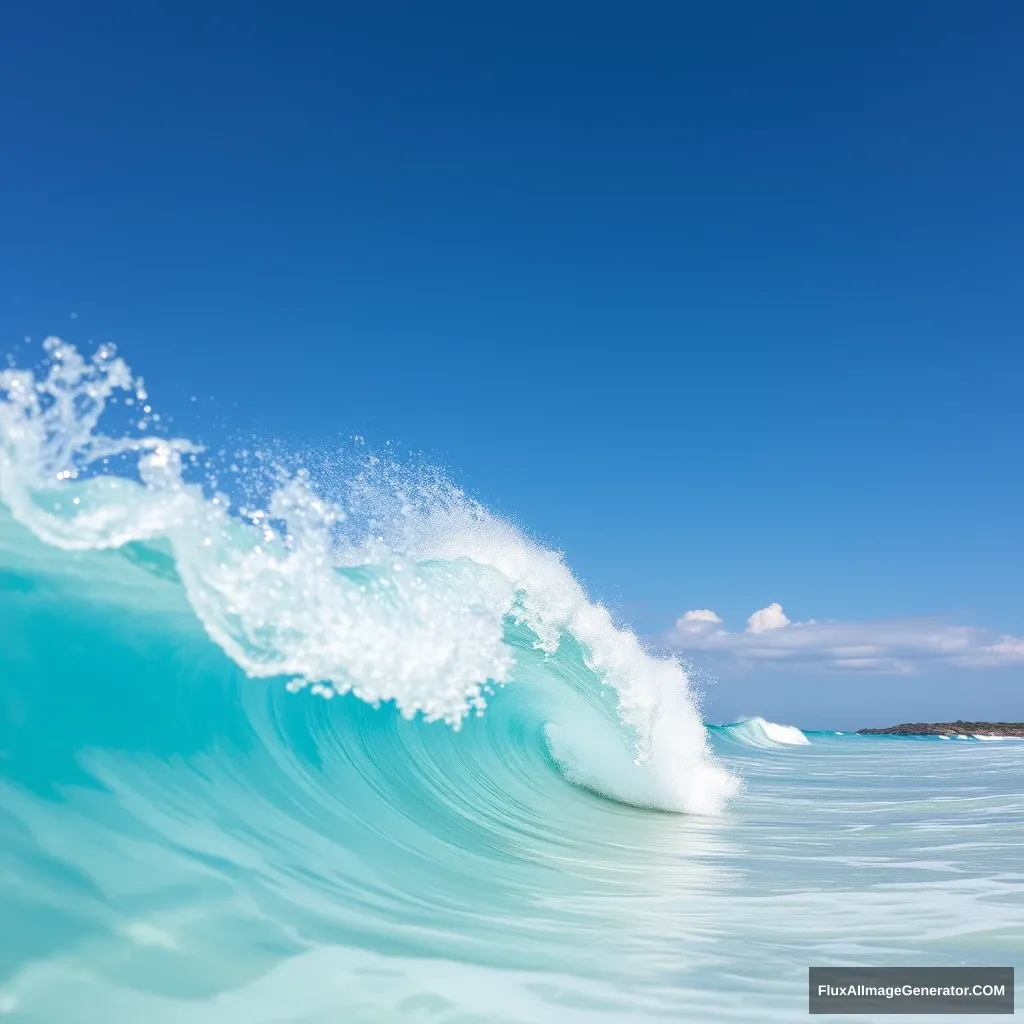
[674, 609, 723, 635]
[667, 603, 1024, 674]
[746, 602, 789, 633]
[681, 609, 722, 623]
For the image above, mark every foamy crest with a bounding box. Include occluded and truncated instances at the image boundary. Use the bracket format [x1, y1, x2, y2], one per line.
[0, 340, 513, 725]
[717, 717, 810, 749]
[401, 509, 738, 813]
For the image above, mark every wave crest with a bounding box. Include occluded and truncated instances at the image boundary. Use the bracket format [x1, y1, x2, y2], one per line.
[711, 717, 810, 749]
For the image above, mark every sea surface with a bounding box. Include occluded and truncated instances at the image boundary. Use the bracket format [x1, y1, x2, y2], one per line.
[1, 341, 1021, 1022]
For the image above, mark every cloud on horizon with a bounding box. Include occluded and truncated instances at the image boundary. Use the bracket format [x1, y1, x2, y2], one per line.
[666, 603, 1024, 674]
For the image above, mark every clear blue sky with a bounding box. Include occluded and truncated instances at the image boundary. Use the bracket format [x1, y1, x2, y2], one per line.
[2, 3, 1021, 725]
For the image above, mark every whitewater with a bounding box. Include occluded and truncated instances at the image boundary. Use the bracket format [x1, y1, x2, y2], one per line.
[1, 341, 1021, 1022]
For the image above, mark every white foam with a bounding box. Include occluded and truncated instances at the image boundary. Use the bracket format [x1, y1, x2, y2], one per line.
[759, 719, 811, 746]
[0, 347, 515, 726]
[403, 509, 737, 812]
[721, 717, 810, 749]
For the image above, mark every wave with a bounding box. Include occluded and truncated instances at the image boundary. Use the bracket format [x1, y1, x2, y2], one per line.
[0, 339, 744, 1019]
[0, 338, 737, 815]
[709, 717, 811, 749]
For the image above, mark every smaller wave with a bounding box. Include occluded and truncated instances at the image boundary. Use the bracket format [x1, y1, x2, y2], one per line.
[710, 717, 810, 750]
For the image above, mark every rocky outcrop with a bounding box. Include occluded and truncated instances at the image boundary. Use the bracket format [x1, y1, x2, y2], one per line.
[857, 721, 1024, 737]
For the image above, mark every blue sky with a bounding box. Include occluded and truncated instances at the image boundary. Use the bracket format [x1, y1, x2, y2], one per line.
[1, 3, 1021, 726]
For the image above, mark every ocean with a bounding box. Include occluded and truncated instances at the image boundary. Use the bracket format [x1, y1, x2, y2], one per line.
[1, 341, 1020, 1022]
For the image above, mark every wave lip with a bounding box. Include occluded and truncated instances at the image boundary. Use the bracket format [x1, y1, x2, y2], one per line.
[711, 717, 811, 750]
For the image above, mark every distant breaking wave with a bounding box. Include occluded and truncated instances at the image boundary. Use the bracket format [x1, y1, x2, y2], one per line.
[709, 717, 811, 749]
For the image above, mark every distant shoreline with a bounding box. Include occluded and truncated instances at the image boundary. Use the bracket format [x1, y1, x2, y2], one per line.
[857, 721, 1024, 737]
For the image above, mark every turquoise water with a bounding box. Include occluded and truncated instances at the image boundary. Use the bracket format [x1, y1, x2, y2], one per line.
[1, 342, 1021, 1022]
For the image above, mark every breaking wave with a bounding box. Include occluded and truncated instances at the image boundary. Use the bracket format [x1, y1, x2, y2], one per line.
[709, 717, 811, 749]
[0, 338, 737, 816]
